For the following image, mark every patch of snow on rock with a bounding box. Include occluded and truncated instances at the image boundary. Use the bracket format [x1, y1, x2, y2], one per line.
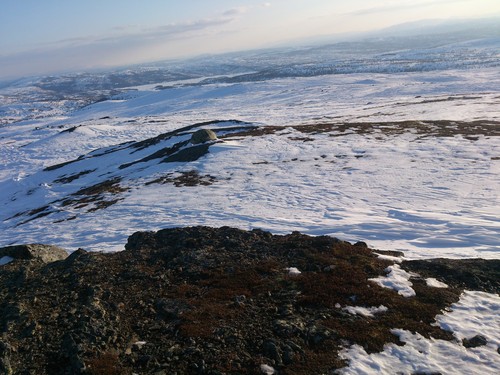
[373, 252, 404, 263]
[426, 278, 449, 288]
[343, 305, 388, 318]
[369, 265, 416, 297]
[0, 256, 14, 266]
[260, 364, 275, 374]
[286, 267, 302, 276]
[338, 291, 500, 374]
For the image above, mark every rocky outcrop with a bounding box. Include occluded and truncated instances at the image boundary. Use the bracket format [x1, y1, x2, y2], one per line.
[0, 244, 68, 263]
[0, 227, 498, 374]
[403, 258, 500, 294]
[190, 129, 217, 144]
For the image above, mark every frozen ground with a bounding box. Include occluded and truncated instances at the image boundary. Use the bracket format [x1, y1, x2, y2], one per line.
[338, 291, 500, 375]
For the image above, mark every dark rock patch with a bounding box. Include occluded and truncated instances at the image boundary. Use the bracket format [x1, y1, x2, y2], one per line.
[162, 143, 211, 163]
[462, 335, 488, 348]
[5, 205, 57, 227]
[119, 140, 189, 169]
[61, 125, 80, 133]
[53, 169, 96, 184]
[67, 177, 126, 197]
[59, 177, 127, 213]
[0, 244, 67, 263]
[10, 178, 129, 225]
[220, 120, 500, 140]
[130, 120, 243, 151]
[403, 258, 500, 294]
[146, 170, 217, 187]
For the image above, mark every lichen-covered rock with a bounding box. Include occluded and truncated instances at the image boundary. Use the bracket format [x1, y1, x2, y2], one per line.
[0, 244, 68, 263]
[190, 128, 217, 144]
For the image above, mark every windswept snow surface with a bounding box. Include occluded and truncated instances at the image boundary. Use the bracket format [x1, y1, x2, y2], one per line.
[0, 68, 499, 258]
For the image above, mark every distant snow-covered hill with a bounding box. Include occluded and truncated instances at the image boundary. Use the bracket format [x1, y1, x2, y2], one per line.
[1, 33, 499, 124]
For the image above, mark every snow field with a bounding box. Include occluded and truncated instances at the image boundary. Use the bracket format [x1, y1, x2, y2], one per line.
[1, 62, 499, 375]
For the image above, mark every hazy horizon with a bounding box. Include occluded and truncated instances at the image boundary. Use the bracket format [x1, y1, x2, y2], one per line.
[1, 0, 500, 80]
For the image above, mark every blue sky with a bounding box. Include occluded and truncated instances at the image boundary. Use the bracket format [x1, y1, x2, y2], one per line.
[1, 0, 499, 79]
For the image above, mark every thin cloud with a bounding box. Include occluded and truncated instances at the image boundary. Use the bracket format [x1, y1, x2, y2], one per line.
[7, 7, 241, 56]
[0, 9, 242, 78]
[345, 0, 470, 16]
[223, 7, 249, 16]
[111, 24, 141, 32]
[98, 17, 233, 44]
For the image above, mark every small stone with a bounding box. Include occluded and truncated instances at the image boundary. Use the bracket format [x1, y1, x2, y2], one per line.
[133, 341, 147, 350]
[235, 295, 247, 307]
[286, 267, 301, 276]
[462, 335, 488, 348]
[263, 340, 282, 365]
[0, 357, 12, 375]
[282, 346, 295, 365]
[323, 265, 336, 272]
[354, 241, 368, 248]
[278, 304, 294, 317]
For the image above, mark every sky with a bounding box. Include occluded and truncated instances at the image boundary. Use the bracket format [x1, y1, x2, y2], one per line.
[1, 0, 500, 80]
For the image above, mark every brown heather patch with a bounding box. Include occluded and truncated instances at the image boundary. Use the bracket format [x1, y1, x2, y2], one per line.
[53, 169, 96, 184]
[87, 352, 127, 375]
[60, 177, 128, 213]
[145, 170, 218, 187]
[10, 178, 128, 225]
[178, 264, 276, 337]
[220, 120, 500, 140]
[71, 177, 127, 196]
[288, 347, 347, 375]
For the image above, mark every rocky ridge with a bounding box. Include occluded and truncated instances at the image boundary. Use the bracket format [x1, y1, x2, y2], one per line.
[0, 227, 499, 374]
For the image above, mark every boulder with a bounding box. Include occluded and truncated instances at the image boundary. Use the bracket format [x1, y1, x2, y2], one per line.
[190, 129, 217, 144]
[0, 244, 68, 263]
[462, 335, 488, 348]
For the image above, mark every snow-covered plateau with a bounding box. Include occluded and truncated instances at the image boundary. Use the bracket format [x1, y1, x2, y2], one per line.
[1, 67, 498, 258]
[0, 36, 499, 374]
